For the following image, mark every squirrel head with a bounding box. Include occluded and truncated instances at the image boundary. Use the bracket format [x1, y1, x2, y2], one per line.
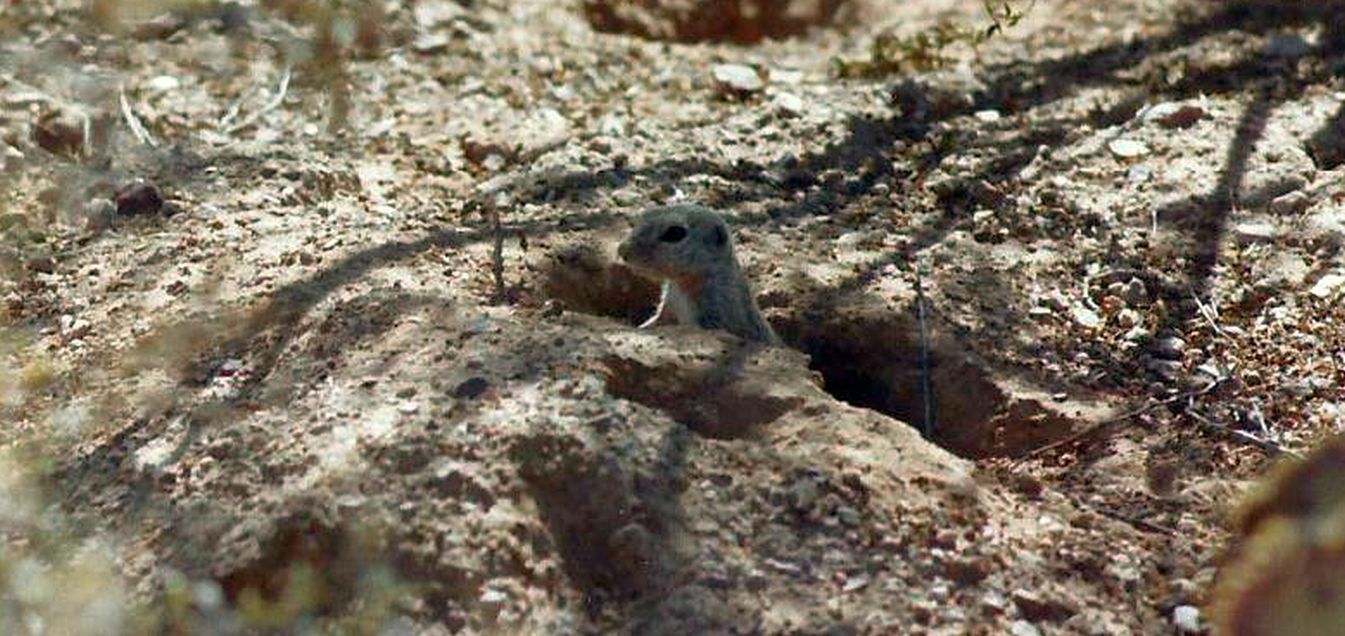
[618, 204, 735, 280]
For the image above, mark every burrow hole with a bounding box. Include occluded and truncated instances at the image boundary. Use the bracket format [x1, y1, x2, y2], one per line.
[540, 246, 1081, 457]
[581, 0, 855, 44]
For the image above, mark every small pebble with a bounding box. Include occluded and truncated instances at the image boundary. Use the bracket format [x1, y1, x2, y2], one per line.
[1309, 273, 1345, 299]
[1268, 190, 1311, 215]
[114, 180, 164, 216]
[412, 33, 450, 54]
[772, 92, 804, 117]
[1072, 305, 1102, 329]
[1126, 164, 1152, 184]
[1231, 221, 1278, 244]
[479, 588, 507, 606]
[1108, 138, 1148, 159]
[712, 63, 764, 95]
[1009, 620, 1042, 636]
[146, 75, 181, 92]
[841, 573, 869, 592]
[1172, 605, 1202, 633]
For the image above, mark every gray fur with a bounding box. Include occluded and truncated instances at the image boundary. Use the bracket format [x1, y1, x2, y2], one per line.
[618, 205, 778, 344]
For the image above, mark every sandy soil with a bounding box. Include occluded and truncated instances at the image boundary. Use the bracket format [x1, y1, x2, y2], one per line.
[2, 0, 1344, 634]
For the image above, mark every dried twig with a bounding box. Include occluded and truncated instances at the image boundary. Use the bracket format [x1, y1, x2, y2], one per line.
[225, 67, 291, 134]
[1019, 379, 1223, 461]
[489, 201, 506, 304]
[1086, 503, 1177, 536]
[1080, 268, 1101, 311]
[79, 110, 92, 158]
[1189, 288, 1227, 338]
[218, 86, 255, 130]
[119, 83, 158, 147]
[1187, 409, 1304, 459]
[914, 260, 936, 439]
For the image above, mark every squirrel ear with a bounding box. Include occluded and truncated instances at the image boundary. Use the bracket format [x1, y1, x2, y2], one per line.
[709, 224, 728, 248]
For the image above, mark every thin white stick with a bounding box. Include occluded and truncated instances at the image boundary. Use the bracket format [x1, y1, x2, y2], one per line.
[226, 67, 291, 134]
[218, 86, 254, 130]
[119, 83, 158, 147]
[1189, 289, 1226, 337]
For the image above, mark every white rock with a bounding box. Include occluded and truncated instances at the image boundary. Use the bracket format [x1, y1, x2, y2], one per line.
[1108, 138, 1148, 159]
[974, 109, 1002, 122]
[769, 68, 804, 84]
[1028, 306, 1054, 320]
[1232, 221, 1278, 244]
[1072, 305, 1102, 328]
[145, 75, 181, 92]
[478, 587, 508, 618]
[712, 63, 764, 94]
[842, 573, 869, 592]
[1141, 101, 1183, 122]
[772, 91, 804, 116]
[1310, 272, 1345, 299]
[412, 33, 450, 54]
[413, 1, 463, 28]
[518, 108, 570, 154]
[1173, 605, 1202, 633]
[1009, 620, 1042, 636]
[479, 588, 508, 605]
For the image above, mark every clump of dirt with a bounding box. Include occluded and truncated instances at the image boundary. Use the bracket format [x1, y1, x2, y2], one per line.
[541, 243, 660, 326]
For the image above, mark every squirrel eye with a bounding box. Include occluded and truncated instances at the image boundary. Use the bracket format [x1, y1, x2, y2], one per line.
[658, 225, 688, 243]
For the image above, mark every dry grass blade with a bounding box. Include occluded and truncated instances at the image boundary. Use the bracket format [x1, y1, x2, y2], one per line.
[1188, 409, 1304, 459]
[1018, 379, 1224, 461]
[118, 83, 157, 147]
[225, 67, 292, 134]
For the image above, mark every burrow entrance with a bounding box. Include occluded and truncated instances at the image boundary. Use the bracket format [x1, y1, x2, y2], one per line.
[540, 247, 1089, 458]
[581, 0, 854, 44]
[770, 300, 1089, 459]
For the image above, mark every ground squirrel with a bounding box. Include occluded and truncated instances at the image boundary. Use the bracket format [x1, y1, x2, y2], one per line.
[617, 204, 779, 344]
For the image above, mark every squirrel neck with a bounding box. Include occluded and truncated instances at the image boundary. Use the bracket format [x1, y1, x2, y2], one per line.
[668, 260, 772, 341]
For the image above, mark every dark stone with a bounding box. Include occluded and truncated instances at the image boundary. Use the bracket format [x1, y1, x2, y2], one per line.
[114, 180, 164, 216]
[454, 377, 490, 399]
